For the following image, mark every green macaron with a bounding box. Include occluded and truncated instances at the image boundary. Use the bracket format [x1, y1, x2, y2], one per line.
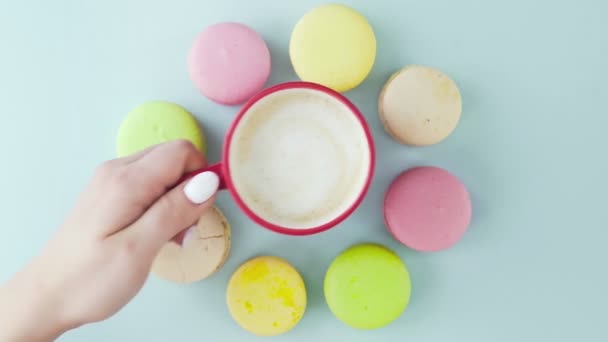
[324, 243, 411, 329]
[116, 101, 205, 157]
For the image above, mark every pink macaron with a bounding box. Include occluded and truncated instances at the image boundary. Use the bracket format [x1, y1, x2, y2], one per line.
[187, 22, 271, 105]
[383, 166, 472, 252]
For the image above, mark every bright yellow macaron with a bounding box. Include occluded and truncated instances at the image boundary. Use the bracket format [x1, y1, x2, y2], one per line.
[289, 4, 376, 92]
[226, 256, 306, 336]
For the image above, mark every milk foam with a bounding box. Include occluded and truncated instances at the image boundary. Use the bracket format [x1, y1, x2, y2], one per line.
[229, 88, 370, 229]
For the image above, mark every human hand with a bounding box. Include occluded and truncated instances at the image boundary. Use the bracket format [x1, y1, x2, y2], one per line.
[0, 140, 219, 342]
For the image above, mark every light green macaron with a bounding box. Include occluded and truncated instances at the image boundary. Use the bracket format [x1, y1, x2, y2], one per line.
[116, 101, 205, 157]
[324, 243, 411, 329]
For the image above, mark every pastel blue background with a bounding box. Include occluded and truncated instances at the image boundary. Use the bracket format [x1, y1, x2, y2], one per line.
[1, 0, 606, 340]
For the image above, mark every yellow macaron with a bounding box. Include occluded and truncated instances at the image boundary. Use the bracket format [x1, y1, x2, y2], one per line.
[226, 256, 306, 336]
[289, 4, 376, 92]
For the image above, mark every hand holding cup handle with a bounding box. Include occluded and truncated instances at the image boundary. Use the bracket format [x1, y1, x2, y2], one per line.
[185, 82, 375, 236]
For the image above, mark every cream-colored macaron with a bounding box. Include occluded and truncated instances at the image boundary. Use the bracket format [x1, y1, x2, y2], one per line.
[378, 65, 462, 146]
[151, 206, 230, 283]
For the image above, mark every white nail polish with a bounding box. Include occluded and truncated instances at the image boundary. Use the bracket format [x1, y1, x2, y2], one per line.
[184, 171, 219, 204]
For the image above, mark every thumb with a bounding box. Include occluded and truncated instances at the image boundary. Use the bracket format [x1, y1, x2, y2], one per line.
[129, 171, 220, 252]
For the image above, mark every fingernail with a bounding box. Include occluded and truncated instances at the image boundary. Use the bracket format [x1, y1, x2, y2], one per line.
[184, 171, 219, 204]
[180, 225, 196, 246]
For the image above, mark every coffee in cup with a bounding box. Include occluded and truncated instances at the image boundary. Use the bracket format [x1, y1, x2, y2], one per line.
[182, 82, 374, 235]
[227, 87, 371, 229]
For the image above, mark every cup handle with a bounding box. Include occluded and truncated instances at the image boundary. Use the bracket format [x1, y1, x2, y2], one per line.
[179, 162, 226, 190]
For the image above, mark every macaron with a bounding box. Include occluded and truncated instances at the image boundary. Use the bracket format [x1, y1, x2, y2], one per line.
[188, 22, 271, 105]
[289, 4, 376, 92]
[378, 65, 462, 146]
[226, 256, 306, 336]
[116, 101, 205, 157]
[151, 206, 230, 283]
[384, 166, 472, 252]
[324, 244, 411, 329]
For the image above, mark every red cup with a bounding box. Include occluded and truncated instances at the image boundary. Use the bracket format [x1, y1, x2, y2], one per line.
[184, 82, 375, 235]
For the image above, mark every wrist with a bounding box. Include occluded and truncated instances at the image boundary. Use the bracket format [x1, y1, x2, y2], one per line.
[0, 266, 72, 342]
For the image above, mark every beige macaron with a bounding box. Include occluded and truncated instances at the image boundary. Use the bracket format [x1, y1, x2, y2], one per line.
[378, 65, 462, 146]
[151, 206, 231, 283]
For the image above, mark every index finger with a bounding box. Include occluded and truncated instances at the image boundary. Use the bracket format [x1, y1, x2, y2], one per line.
[95, 140, 206, 237]
[131, 140, 207, 197]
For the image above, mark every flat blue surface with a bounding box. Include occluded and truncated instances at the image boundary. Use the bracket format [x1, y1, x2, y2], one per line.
[1, 0, 607, 340]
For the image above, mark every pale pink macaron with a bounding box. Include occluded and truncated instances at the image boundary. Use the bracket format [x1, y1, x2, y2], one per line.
[187, 22, 271, 105]
[383, 166, 472, 252]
